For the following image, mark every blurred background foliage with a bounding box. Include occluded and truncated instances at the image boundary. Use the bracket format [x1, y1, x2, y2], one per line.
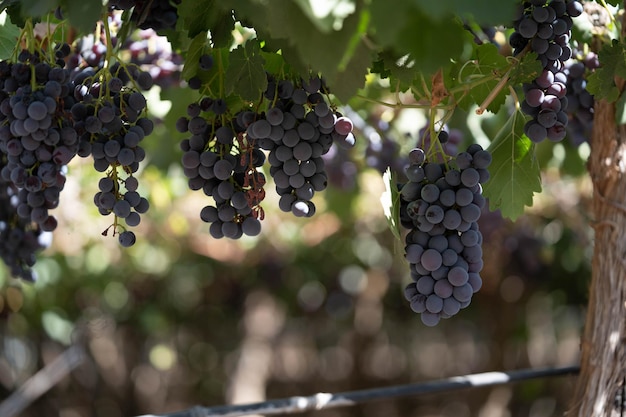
[0, 23, 593, 417]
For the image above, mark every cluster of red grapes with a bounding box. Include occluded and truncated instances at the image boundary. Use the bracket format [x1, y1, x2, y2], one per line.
[510, 0, 583, 142]
[178, 57, 355, 239]
[399, 145, 491, 326]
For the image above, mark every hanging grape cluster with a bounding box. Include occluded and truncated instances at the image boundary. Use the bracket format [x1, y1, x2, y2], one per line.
[510, 0, 583, 142]
[0, 14, 158, 279]
[178, 55, 356, 239]
[70, 62, 153, 246]
[564, 51, 598, 146]
[399, 144, 491, 326]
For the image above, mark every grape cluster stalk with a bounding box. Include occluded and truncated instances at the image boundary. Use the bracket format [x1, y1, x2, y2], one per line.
[399, 144, 491, 326]
[510, 0, 583, 142]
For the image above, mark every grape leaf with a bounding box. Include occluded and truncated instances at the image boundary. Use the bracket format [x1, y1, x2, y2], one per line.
[224, 41, 267, 102]
[60, 0, 102, 33]
[380, 167, 401, 242]
[0, 12, 20, 60]
[178, 0, 218, 39]
[180, 32, 206, 81]
[228, 0, 367, 98]
[448, 43, 510, 113]
[370, 0, 465, 76]
[260, 51, 287, 75]
[508, 51, 542, 86]
[413, 0, 517, 25]
[16, 0, 53, 20]
[292, 0, 356, 33]
[586, 40, 626, 103]
[483, 111, 541, 220]
[325, 40, 371, 102]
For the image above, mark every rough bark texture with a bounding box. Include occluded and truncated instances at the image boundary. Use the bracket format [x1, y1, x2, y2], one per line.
[570, 98, 626, 416]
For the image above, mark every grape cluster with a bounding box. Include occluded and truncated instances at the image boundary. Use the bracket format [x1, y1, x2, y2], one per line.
[178, 61, 356, 238]
[565, 52, 598, 146]
[0, 155, 48, 282]
[510, 0, 583, 142]
[178, 101, 265, 239]
[0, 47, 78, 279]
[400, 145, 491, 326]
[70, 63, 154, 246]
[251, 75, 355, 218]
[0, 48, 77, 234]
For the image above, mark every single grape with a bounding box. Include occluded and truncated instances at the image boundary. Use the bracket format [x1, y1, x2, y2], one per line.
[118, 231, 136, 247]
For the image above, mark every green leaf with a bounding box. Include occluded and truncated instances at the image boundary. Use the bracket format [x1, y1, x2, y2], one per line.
[17, 0, 54, 20]
[292, 0, 356, 33]
[325, 39, 371, 102]
[224, 41, 267, 102]
[229, 0, 366, 83]
[413, 0, 517, 25]
[370, 0, 466, 76]
[60, 0, 102, 33]
[509, 51, 542, 86]
[0, 12, 20, 60]
[586, 40, 626, 102]
[3, 2, 26, 29]
[449, 43, 510, 113]
[380, 168, 401, 242]
[260, 50, 287, 75]
[483, 111, 542, 220]
[178, 0, 217, 39]
[209, 12, 235, 48]
[180, 32, 207, 81]
[373, 51, 419, 93]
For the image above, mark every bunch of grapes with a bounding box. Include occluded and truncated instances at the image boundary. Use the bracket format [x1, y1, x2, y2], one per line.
[0, 47, 78, 234]
[70, 63, 154, 247]
[0, 45, 76, 280]
[565, 51, 598, 146]
[399, 144, 491, 326]
[250, 75, 355, 218]
[510, 0, 583, 142]
[0, 155, 49, 282]
[178, 109, 266, 239]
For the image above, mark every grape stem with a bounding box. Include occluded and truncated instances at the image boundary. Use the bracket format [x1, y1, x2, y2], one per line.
[598, 0, 616, 24]
[475, 68, 511, 115]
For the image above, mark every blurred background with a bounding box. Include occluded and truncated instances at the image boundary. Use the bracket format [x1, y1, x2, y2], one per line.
[0, 28, 592, 417]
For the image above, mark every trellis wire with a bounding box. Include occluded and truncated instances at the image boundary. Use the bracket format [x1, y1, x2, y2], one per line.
[138, 365, 580, 417]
